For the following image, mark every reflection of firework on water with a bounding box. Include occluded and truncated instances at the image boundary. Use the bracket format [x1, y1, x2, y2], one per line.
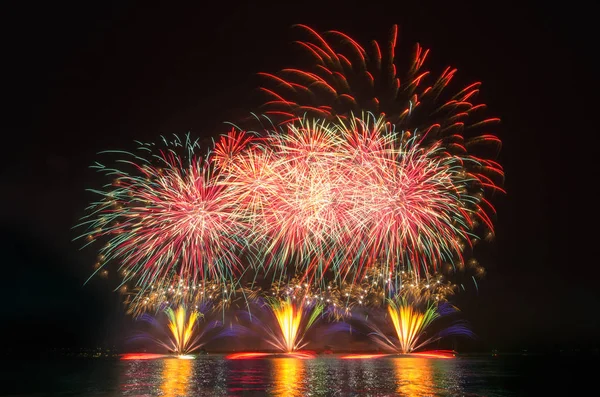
[75, 134, 247, 306]
[160, 358, 194, 397]
[261, 297, 323, 353]
[366, 293, 474, 354]
[218, 114, 495, 280]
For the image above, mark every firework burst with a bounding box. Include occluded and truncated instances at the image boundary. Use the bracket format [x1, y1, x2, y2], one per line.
[78, 25, 503, 320]
[257, 24, 504, 269]
[260, 24, 503, 152]
[164, 306, 202, 356]
[218, 114, 489, 281]
[75, 134, 248, 305]
[132, 305, 204, 356]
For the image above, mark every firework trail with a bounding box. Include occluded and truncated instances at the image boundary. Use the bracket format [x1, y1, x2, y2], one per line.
[164, 306, 202, 355]
[77, 25, 504, 315]
[75, 134, 248, 305]
[130, 304, 245, 356]
[256, 24, 504, 272]
[217, 114, 490, 281]
[234, 293, 324, 354]
[123, 276, 239, 317]
[366, 288, 473, 354]
[264, 297, 323, 353]
[259, 24, 503, 159]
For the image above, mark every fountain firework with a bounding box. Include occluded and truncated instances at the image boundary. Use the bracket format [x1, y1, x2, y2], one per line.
[265, 297, 323, 353]
[368, 294, 474, 354]
[163, 306, 202, 356]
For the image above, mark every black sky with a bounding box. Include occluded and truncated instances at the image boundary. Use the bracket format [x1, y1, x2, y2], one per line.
[1, 1, 597, 352]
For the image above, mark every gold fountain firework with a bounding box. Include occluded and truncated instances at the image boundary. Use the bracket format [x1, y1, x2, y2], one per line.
[163, 306, 202, 357]
[364, 270, 471, 354]
[265, 297, 323, 353]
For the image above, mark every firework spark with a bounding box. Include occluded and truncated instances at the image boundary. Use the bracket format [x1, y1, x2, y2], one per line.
[255, 24, 504, 277]
[384, 296, 439, 354]
[367, 293, 474, 354]
[130, 304, 244, 357]
[218, 114, 488, 281]
[264, 297, 323, 353]
[75, 134, 247, 305]
[124, 276, 239, 317]
[78, 25, 503, 316]
[260, 24, 503, 166]
[164, 306, 202, 356]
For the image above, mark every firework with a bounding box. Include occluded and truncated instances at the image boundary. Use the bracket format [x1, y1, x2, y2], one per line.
[131, 304, 244, 357]
[75, 134, 248, 305]
[260, 266, 455, 320]
[218, 114, 488, 281]
[123, 276, 239, 317]
[260, 24, 503, 164]
[78, 25, 503, 316]
[383, 296, 439, 353]
[366, 293, 473, 354]
[348, 266, 456, 309]
[327, 268, 468, 354]
[256, 25, 504, 274]
[259, 297, 323, 353]
[260, 277, 349, 320]
[164, 306, 202, 356]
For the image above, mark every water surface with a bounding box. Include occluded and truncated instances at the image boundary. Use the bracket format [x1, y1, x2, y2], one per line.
[0, 354, 588, 396]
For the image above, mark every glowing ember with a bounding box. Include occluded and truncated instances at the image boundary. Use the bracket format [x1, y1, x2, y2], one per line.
[176, 354, 196, 360]
[225, 352, 273, 360]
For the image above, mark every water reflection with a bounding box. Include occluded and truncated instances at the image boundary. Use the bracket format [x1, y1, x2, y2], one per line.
[393, 357, 435, 396]
[272, 358, 305, 397]
[160, 358, 193, 397]
[2, 355, 532, 396]
[117, 355, 469, 396]
[120, 360, 158, 395]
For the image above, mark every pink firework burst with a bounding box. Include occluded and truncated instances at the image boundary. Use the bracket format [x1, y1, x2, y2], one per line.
[77, 135, 248, 296]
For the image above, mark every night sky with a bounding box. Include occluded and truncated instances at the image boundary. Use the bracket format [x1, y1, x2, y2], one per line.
[1, 1, 596, 352]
